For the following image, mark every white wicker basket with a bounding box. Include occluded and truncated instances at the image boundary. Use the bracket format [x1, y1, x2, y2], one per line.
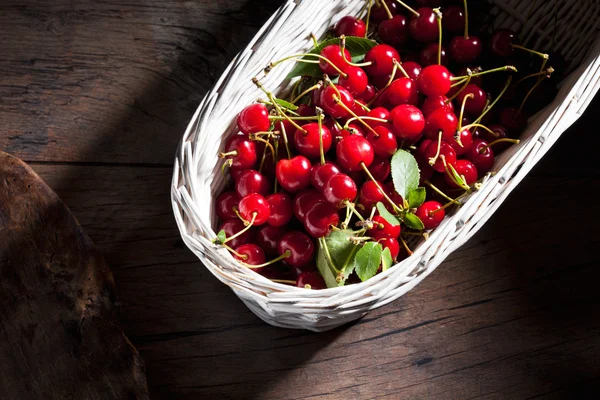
[171, 0, 600, 331]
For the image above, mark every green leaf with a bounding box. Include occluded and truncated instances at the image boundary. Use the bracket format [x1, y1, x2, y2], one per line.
[353, 242, 383, 282]
[376, 202, 400, 226]
[287, 36, 378, 79]
[316, 229, 359, 288]
[381, 247, 393, 272]
[407, 187, 426, 208]
[448, 163, 467, 188]
[404, 213, 425, 231]
[216, 229, 227, 244]
[274, 98, 298, 111]
[391, 149, 420, 200]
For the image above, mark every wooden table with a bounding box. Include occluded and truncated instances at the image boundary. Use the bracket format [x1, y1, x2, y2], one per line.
[1, 1, 599, 399]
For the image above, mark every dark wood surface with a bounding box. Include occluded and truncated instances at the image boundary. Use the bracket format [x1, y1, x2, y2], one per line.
[1, 1, 599, 399]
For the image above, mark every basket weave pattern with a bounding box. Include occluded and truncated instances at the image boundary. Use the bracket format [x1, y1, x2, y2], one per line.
[172, 0, 600, 331]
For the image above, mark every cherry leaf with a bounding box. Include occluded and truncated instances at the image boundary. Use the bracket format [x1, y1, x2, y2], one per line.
[404, 213, 425, 231]
[274, 98, 299, 111]
[391, 149, 420, 200]
[381, 247, 393, 272]
[316, 229, 359, 288]
[376, 202, 400, 226]
[407, 187, 426, 208]
[216, 229, 227, 244]
[354, 242, 383, 282]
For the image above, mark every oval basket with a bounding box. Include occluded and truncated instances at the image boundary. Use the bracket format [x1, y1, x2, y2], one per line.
[172, 0, 600, 331]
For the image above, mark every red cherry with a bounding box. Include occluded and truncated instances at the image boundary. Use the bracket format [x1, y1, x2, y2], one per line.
[296, 271, 326, 289]
[236, 169, 271, 198]
[498, 107, 527, 134]
[369, 156, 391, 181]
[449, 36, 482, 64]
[445, 159, 478, 189]
[365, 44, 401, 77]
[370, 0, 399, 23]
[276, 156, 311, 193]
[446, 127, 473, 156]
[234, 244, 266, 266]
[368, 215, 401, 240]
[337, 135, 374, 171]
[359, 180, 385, 209]
[443, 6, 465, 34]
[297, 104, 315, 117]
[402, 61, 423, 80]
[419, 43, 448, 67]
[378, 15, 408, 47]
[319, 45, 351, 75]
[424, 140, 457, 172]
[417, 139, 433, 156]
[278, 231, 315, 268]
[456, 84, 487, 116]
[293, 123, 332, 159]
[417, 65, 451, 97]
[256, 225, 287, 256]
[475, 124, 511, 153]
[415, 200, 445, 229]
[304, 202, 340, 238]
[424, 107, 458, 141]
[237, 103, 270, 135]
[351, 100, 369, 117]
[320, 85, 354, 119]
[390, 104, 425, 139]
[223, 135, 257, 170]
[334, 16, 367, 38]
[409, 8, 439, 43]
[367, 125, 398, 158]
[490, 29, 518, 58]
[323, 173, 358, 208]
[215, 191, 239, 221]
[386, 77, 419, 106]
[422, 95, 453, 117]
[310, 162, 341, 191]
[357, 84, 377, 103]
[338, 66, 368, 95]
[238, 193, 270, 225]
[265, 193, 293, 227]
[467, 139, 495, 175]
[367, 107, 391, 129]
[379, 237, 400, 260]
[219, 219, 253, 248]
[384, 182, 404, 207]
[293, 189, 326, 221]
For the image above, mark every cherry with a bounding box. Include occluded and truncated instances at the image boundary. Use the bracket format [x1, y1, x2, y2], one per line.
[234, 244, 266, 266]
[367, 125, 398, 158]
[424, 140, 457, 172]
[334, 16, 367, 38]
[422, 95, 453, 117]
[417, 138, 433, 156]
[446, 127, 473, 156]
[359, 180, 385, 209]
[256, 225, 287, 256]
[237, 103, 270, 135]
[304, 201, 340, 238]
[378, 15, 408, 47]
[402, 61, 423, 80]
[417, 65, 451, 97]
[293, 189, 326, 221]
[415, 200, 445, 229]
[364, 44, 401, 77]
[416, 0, 442, 5]
[278, 231, 315, 268]
[293, 123, 332, 159]
[443, 5, 465, 34]
[409, 8, 439, 43]
[238, 193, 270, 225]
[337, 135, 375, 171]
[368, 215, 401, 240]
[475, 124, 511, 152]
[338, 66, 368, 96]
[323, 173, 358, 208]
[456, 66, 483, 87]
[367, 107, 391, 129]
[296, 271, 326, 289]
[222, 135, 257, 170]
[386, 77, 419, 106]
[390, 104, 425, 139]
[369, 156, 391, 181]
[320, 85, 354, 119]
[312, 85, 324, 107]
[310, 162, 341, 191]
[276, 156, 311, 193]
[423, 107, 458, 141]
[370, 0, 399, 23]
[456, 84, 487, 116]
[379, 237, 400, 260]
[236, 169, 271, 198]
[319, 45, 351, 75]
[357, 84, 377, 103]
[417, 155, 434, 184]
[215, 191, 239, 221]
[265, 193, 293, 227]
[420, 43, 448, 67]
[490, 29, 518, 58]
[338, 123, 365, 140]
[467, 139, 495, 175]
[384, 182, 404, 206]
[498, 107, 527, 134]
[219, 219, 253, 248]
[297, 104, 315, 116]
[445, 159, 478, 189]
[449, 36, 482, 64]
[351, 100, 368, 117]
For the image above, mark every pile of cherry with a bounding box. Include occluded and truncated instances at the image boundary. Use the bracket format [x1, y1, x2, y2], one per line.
[214, 0, 558, 290]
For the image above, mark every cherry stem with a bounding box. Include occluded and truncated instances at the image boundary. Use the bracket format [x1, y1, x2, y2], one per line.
[249, 135, 276, 158]
[399, 236, 413, 256]
[355, 99, 371, 113]
[291, 81, 323, 104]
[289, 77, 307, 102]
[462, 0, 469, 38]
[270, 53, 348, 78]
[444, 162, 470, 191]
[333, 95, 379, 137]
[271, 279, 296, 285]
[480, 138, 520, 153]
[340, 35, 373, 67]
[434, 8, 443, 65]
[458, 93, 473, 129]
[424, 179, 462, 205]
[447, 73, 472, 103]
[245, 250, 292, 269]
[219, 150, 238, 158]
[344, 116, 388, 129]
[519, 74, 549, 114]
[428, 131, 443, 166]
[512, 67, 554, 89]
[340, 243, 361, 274]
[258, 99, 300, 116]
[269, 115, 319, 121]
[278, 120, 292, 159]
[223, 244, 247, 259]
[473, 76, 512, 125]
[462, 123, 497, 137]
[253, 78, 307, 133]
[395, 59, 410, 79]
[511, 44, 549, 60]
[344, 200, 366, 222]
[393, 0, 420, 17]
[361, 162, 403, 213]
[320, 237, 341, 274]
[367, 60, 400, 108]
[224, 213, 257, 244]
[258, 139, 269, 173]
[317, 111, 326, 165]
[379, 0, 393, 19]
[365, 0, 374, 37]
[310, 33, 319, 48]
[451, 65, 517, 81]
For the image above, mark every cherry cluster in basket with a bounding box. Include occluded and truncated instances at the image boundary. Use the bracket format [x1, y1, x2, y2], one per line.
[214, 0, 558, 289]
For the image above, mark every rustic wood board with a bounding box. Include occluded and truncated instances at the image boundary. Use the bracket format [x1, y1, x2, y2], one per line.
[0, 152, 149, 399]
